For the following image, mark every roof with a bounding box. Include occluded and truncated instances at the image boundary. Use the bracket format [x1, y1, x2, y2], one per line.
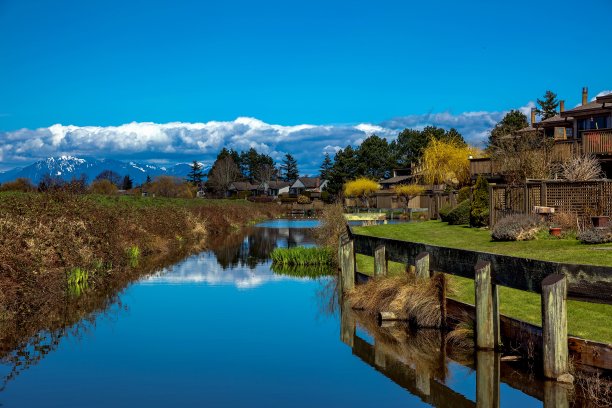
[561, 100, 612, 117]
[266, 180, 291, 189]
[229, 181, 257, 191]
[516, 126, 542, 133]
[379, 175, 413, 184]
[297, 177, 322, 188]
[538, 114, 573, 127]
[596, 93, 612, 103]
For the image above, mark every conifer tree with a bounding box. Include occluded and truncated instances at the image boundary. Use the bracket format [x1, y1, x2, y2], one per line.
[187, 160, 204, 186]
[319, 153, 333, 179]
[536, 90, 559, 120]
[121, 175, 133, 190]
[281, 153, 299, 181]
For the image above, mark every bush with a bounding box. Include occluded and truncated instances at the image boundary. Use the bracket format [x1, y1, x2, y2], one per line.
[470, 176, 489, 227]
[297, 194, 310, 204]
[491, 214, 543, 241]
[439, 204, 453, 222]
[0, 178, 36, 192]
[446, 199, 470, 225]
[457, 186, 471, 203]
[247, 195, 275, 203]
[578, 228, 612, 244]
[89, 179, 118, 195]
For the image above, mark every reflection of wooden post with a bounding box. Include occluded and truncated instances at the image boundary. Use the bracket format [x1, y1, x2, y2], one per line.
[542, 274, 571, 381]
[415, 252, 430, 279]
[374, 341, 386, 368]
[543, 381, 570, 408]
[415, 361, 431, 396]
[374, 245, 387, 277]
[339, 235, 355, 292]
[476, 351, 500, 408]
[475, 261, 499, 350]
[340, 300, 356, 347]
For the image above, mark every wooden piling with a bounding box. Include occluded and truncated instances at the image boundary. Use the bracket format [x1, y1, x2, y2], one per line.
[542, 274, 571, 382]
[340, 300, 356, 347]
[475, 261, 499, 350]
[543, 381, 570, 408]
[415, 252, 430, 279]
[374, 245, 387, 277]
[339, 236, 355, 292]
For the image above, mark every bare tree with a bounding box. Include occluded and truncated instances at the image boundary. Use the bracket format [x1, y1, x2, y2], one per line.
[490, 130, 555, 184]
[253, 163, 277, 184]
[208, 157, 240, 195]
[561, 154, 603, 181]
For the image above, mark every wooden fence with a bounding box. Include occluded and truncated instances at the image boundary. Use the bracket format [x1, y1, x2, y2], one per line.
[489, 180, 612, 226]
[338, 226, 612, 380]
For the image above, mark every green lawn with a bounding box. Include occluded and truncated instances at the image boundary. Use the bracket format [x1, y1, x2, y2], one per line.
[353, 221, 612, 266]
[354, 221, 612, 344]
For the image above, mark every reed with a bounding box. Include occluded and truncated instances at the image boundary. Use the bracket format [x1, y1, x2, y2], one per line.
[270, 246, 333, 266]
[126, 245, 141, 268]
[67, 267, 89, 296]
[271, 264, 334, 278]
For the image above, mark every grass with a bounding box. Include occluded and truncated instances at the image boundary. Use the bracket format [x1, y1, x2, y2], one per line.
[353, 220, 612, 266]
[270, 246, 333, 266]
[356, 254, 612, 344]
[270, 264, 334, 278]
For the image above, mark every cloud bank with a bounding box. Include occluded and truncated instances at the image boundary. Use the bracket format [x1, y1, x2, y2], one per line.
[0, 107, 533, 173]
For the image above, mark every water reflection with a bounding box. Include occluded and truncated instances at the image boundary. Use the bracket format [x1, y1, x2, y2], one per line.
[338, 302, 581, 407]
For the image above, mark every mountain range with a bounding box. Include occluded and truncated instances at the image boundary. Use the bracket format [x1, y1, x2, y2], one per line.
[0, 156, 207, 185]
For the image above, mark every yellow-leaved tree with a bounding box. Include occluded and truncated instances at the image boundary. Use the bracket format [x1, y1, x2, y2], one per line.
[394, 184, 425, 219]
[344, 178, 380, 209]
[422, 139, 479, 187]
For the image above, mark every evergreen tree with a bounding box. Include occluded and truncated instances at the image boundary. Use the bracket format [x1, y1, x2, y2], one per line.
[392, 126, 465, 168]
[536, 90, 559, 120]
[145, 174, 152, 184]
[487, 110, 529, 148]
[121, 175, 133, 190]
[356, 134, 392, 180]
[326, 146, 358, 196]
[280, 153, 299, 181]
[187, 160, 204, 186]
[319, 153, 333, 180]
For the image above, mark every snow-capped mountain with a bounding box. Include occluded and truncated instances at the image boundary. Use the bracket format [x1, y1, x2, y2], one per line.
[0, 156, 208, 185]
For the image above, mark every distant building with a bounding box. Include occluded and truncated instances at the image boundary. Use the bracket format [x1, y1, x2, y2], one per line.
[290, 177, 328, 195]
[228, 181, 258, 197]
[259, 180, 291, 197]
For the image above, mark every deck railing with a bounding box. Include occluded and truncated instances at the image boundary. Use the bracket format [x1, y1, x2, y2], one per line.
[582, 129, 612, 155]
[338, 226, 612, 381]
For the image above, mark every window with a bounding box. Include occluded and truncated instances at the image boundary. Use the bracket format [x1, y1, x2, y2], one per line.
[578, 115, 611, 131]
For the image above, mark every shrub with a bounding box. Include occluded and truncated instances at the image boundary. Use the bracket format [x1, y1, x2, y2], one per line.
[439, 204, 453, 222]
[562, 154, 603, 181]
[470, 175, 489, 227]
[0, 178, 36, 192]
[457, 186, 471, 203]
[578, 228, 612, 244]
[446, 199, 470, 225]
[491, 214, 543, 241]
[247, 195, 275, 203]
[149, 176, 193, 198]
[89, 179, 118, 195]
[297, 194, 310, 204]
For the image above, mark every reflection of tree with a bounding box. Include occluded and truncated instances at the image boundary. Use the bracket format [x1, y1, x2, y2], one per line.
[210, 227, 316, 270]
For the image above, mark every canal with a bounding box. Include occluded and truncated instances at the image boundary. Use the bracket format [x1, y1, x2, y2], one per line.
[0, 220, 546, 407]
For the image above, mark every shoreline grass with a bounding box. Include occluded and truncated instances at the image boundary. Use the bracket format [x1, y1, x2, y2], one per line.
[270, 246, 333, 266]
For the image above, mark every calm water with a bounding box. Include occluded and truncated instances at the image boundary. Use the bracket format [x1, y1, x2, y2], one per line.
[0, 220, 550, 407]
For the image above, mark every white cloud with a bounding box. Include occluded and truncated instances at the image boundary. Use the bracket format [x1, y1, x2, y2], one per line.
[0, 100, 551, 173]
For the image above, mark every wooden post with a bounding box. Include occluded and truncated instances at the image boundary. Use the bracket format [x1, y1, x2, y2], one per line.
[415, 252, 430, 279]
[475, 261, 499, 350]
[540, 181, 547, 207]
[374, 341, 386, 368]
[523, 185, 529, 214]
[415, 361, 431, 396]
[488, 185, 494, 227]
[476, 350, 500, 408]
[542, 274, 572, 382]
[339, 235, 355, 292]
[434, 272, 447, 328]
[374, 245, 387, 277]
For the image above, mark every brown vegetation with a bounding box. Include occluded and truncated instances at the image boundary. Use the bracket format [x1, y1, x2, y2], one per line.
[346, 274, 446, 328]
[0, 192, 282, 356]
[313, 203, 346, 265]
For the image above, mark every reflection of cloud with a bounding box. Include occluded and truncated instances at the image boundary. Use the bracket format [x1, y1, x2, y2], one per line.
[142, 252, 310, 289]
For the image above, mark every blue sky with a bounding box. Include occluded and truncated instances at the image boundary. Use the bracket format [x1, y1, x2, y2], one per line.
[1, 0, 611, 173]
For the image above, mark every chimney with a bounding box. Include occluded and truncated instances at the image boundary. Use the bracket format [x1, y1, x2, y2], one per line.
[531, 108, 536, 126]
[560, 100, 565, 112]
[582, 87, 588, 105]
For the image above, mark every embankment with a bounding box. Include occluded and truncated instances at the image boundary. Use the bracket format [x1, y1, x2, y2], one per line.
[0, 192, 282, 354]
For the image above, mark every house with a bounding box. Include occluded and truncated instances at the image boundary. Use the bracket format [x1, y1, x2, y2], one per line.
[379, 168, 419, 189]
[258, 180, 291, 197]
[228, 181, 258, 197]
[470, 87, 612, 179]
[289, 177, 328, 195]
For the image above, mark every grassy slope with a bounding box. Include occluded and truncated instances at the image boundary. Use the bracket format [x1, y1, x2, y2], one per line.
[354, 222, 612, 343]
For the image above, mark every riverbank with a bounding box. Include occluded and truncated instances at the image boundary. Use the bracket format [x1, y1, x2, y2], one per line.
[0, 192, 283, 352]
[353, 221, 612, 343]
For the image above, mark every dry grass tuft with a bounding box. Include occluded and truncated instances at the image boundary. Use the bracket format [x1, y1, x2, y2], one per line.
[574, 371, 612, 407]
[347, 274, 444, 328]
